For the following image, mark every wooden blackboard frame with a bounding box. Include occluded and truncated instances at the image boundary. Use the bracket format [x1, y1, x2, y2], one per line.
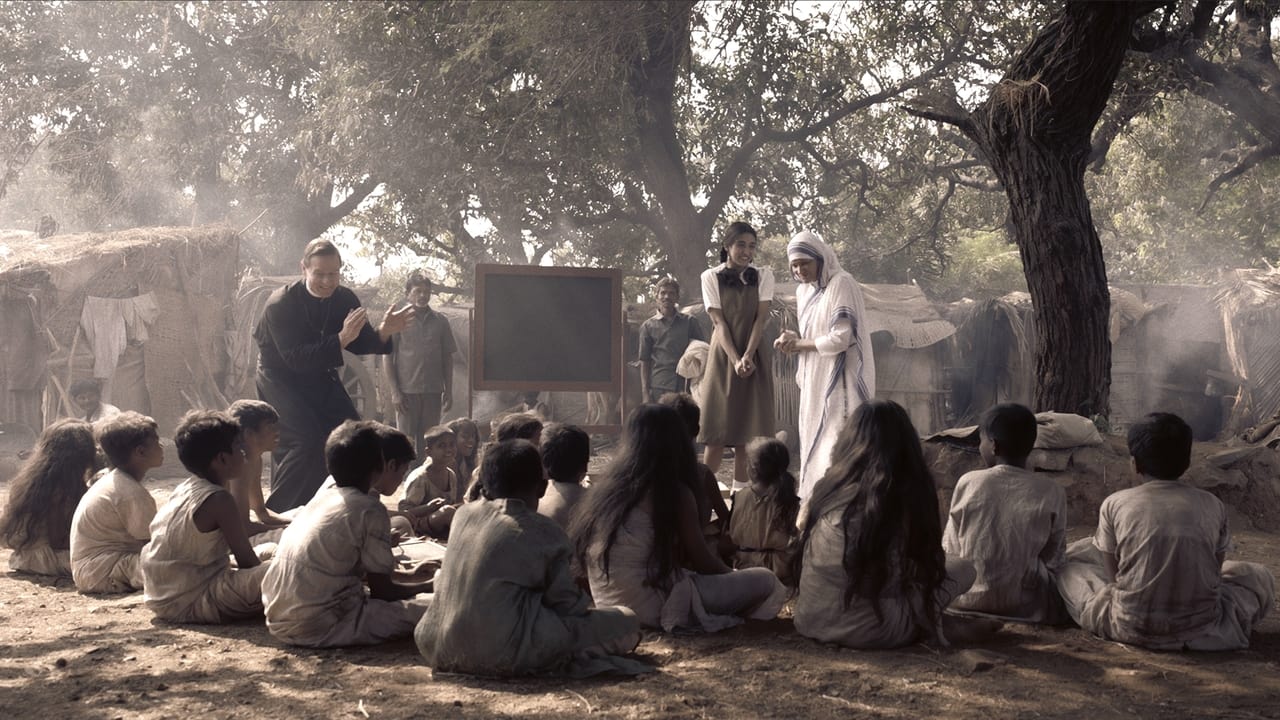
[472, 264, 624, 396]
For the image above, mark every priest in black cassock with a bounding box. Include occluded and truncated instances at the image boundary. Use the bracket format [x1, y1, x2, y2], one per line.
[254, 238, 414, 511]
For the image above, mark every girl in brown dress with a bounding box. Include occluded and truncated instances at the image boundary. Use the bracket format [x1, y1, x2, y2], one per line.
[697, 221, 775, 490]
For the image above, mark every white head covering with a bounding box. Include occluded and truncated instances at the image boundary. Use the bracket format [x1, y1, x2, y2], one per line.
[786, 230, 844, 289]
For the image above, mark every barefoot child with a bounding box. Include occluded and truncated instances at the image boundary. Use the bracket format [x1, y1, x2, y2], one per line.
[793, 401, 987, 649]
[227, 400, 290, 533]
[2, 420, 97, 577]
[1058, 413, 1276, 650]
[728, 438, 800, 585]
[264, 421, 432, 647]
[141, 411, 271, 623]
[399, 425, 459, 538]
[70, 412, 163, 593]
[416, 440, 647, 677]
[536, 423, 590, 532]
[943, 403, 1068, 623]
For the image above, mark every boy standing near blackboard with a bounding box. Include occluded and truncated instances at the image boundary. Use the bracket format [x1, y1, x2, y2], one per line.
[385, 272, 458, 461]
[639, 277, 705, 403]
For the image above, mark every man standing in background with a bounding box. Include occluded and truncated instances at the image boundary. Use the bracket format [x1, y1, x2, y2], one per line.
[385, 271, 457, 460]
[254, 239, 413, 511]
[638, 277, 705, 402]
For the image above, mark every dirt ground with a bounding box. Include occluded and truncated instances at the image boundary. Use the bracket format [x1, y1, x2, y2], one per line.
[3, 471, 1280, 720]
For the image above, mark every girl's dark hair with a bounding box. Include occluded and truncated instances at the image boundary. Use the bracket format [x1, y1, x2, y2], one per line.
[569, 404, 697, 593]
[718, 221, 757, 264]
[746, 437, 800, 535]
[794, 401, 947, 631]
[0, 420, 97, 551]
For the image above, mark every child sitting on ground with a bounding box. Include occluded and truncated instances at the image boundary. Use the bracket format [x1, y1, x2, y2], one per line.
[70, 411, 163, 594]
[141, 410, 272, 623]
[1, 420, 97, 578]
[399, 425, 460, 538]
[793, 401, 995, 649]
[465, 412, 544, 502]
[659, 392, 732, 555]
[537, 423, 591, 532]
[264, 420, 432, 647]
[727, 438, 799, 586]
[416, 439, 647, 677]
[1057, 412, 1276, 650]
[227, 400, 290, 532]
[942, 403, 1068, 623]
[447, 417, 480, 488]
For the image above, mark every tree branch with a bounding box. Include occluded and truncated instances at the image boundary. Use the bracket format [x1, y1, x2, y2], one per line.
[1198, 142, 1280, 214]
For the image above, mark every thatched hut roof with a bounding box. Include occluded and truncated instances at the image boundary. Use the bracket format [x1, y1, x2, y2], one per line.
[1216, 267, 1280, 428]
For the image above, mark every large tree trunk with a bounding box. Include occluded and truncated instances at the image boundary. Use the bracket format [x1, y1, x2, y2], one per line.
[962, 1, 1155, 417]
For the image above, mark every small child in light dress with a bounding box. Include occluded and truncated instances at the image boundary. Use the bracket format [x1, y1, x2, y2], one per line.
[728, 438, 799, 586]
[399, 425, 460, 538]
[141, 410, 271, 623]
[70, 412, 164, 594]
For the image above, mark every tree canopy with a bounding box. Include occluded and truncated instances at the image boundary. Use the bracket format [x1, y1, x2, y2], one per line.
[0, 0, 1276, 301]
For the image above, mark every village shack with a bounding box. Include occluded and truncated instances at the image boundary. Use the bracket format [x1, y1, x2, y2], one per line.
[0, 226, 239, 435]
[948, 285, 1230, 438]
[1216, 267, 1280, 433]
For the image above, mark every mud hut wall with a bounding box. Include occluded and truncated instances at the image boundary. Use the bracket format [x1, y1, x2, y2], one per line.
[0, 296, 44, 430]
[873, 334, 948, 434]
[1116, 285, 1227, 438]
[0, 228, 241, 432]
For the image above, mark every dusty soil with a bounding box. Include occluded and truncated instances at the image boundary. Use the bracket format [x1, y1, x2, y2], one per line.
[3, 472, 1280, 719]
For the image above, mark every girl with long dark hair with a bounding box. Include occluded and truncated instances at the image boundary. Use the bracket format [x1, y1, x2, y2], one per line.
[1, 420, 97, 577]
[571, 404, 786, 632]
[792, 400, 981, 648]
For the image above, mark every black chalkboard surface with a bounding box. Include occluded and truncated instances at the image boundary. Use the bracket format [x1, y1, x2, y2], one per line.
[472, 264, 622, 392]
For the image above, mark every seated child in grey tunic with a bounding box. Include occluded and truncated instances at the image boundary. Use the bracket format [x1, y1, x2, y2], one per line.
[794, 401, 989, 649]
[141, 411, 271, 623]
[398, 425, 459, 538]
[536, 423, 591, 532]
[416, 440, 647, 677]
[264, 421, 432, 647]
[1058, 413, 1275, 650]
[943, 403, 1068, 623]
[71, 412, 164, 594]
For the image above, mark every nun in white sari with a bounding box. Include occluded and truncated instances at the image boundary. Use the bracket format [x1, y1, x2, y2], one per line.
[774, 231, 876, 500]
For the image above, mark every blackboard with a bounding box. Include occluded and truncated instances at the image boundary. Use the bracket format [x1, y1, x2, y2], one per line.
[472, 264, 622, 392]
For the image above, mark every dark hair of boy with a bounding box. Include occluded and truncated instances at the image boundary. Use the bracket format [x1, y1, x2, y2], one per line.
[422, 425, 455, 452]
[173, 410, 242, 478]
[375, 423, 417, 466]
[746, 437, 800, 534]
[1127, 412, 1193, 480]
[69, 378, 102, 397]
[980, 403, 1038, 462]
[479, 439, 545, 499]
[0, 420, 96, 550]
[657, 392, 700, 439]
[540, 423, 590, 481]
[404, 271, 433, 295]
[654, 276, 680, 295]
[495, 412, 543, 442]
[96, 411, 160, 469]
[227, 399, 280, 432]
[325, 420, 385, 490]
